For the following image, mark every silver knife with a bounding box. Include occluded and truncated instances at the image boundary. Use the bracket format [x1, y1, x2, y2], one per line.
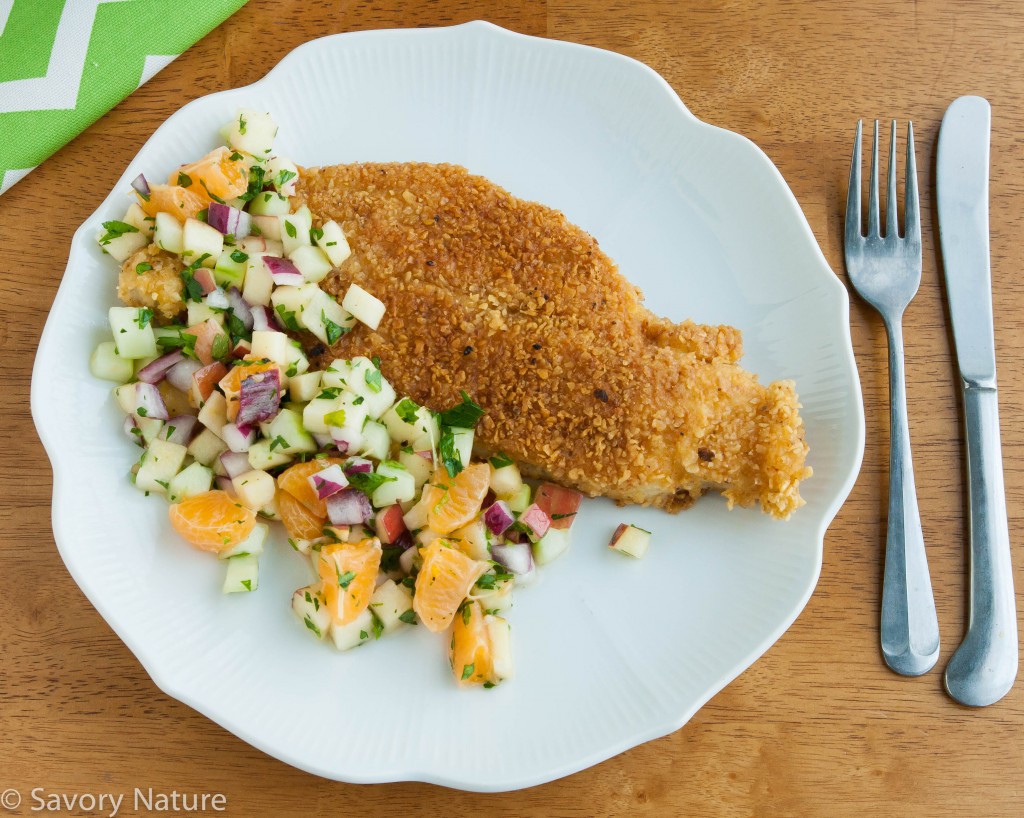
[936, 95, 1017, 707]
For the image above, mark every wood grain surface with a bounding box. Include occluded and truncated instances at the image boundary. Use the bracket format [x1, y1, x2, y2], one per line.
[2, 1, 1022, 815]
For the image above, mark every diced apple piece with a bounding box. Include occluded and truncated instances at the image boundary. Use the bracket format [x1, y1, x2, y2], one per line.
[486, 615, 514, 682]
[608, 523, 651, 559]
[225, 109, 278, 158]
[250, 329, 291, 365]
[247, 438, 294, 470]
[532, 527, 571, 565]
[182, 218, 223, 267]
[302, 287, 355, 346]
[341, 283, 386, 330]
[289, 371, 322, 403]
[135, 439, 187, 494]
[108, 306, 157, 359]
[123, 202, 154, 235]
[266, 155, 299, 196]
[218, 522, 268, 560]
[359, 420, 391, 461]
[266, 407, 316, 454]
[372, 461, 416, 507]
[316, 220, 351, 267]
[370, 580, 415, 634]
[90, 341, 134, 383]
[331, 608, 375, 651]
[279, 206, 312, 256]
[288, 244, 332, 283]
[213, 248, 247, 290]
[222, 554, 259, 593]
[167, 462, 214, 503]
[489, 462, 523, 499]
[293, 584, 331, 640]
[187, 428, 228, 466]
[232, 469, 276, 510]
[98, 216, 148, 262]
[398, 449, 432, 491]
[154, 212, 184, 253]
[242, 253, 273, 306]
[197, 390, 228, 436]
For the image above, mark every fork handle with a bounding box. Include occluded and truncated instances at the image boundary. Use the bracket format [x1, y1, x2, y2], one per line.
[880, 318, 940, 675]
[944, 384, 1017, 705]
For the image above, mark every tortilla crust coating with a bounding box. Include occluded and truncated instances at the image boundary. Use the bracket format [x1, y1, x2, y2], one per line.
[295, 163, 812, 517]
[118, 244, 185, 322]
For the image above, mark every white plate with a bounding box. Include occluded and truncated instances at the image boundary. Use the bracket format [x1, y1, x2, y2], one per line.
[32, 22, 863, 791]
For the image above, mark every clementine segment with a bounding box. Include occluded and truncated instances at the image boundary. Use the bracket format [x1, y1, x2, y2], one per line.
[277, 457, 346, 517]
[170, 147, 249, 201]
[140, 183, 210, 223]
[422, 463, 490, 535]
[413, 539, 489, 632]
[450, 600, 493, 686]
[168, 490, 256, 553]
[278, 489, 326, 541]
[317, 539, 382, 624]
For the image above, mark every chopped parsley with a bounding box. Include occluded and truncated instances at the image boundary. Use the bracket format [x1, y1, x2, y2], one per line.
[238, 114, 247, 135]
[372, 618, 384, 640]
[461, 664, 475, 681]
[211, 333, 231, 361]
[323, 311, 346, 345]
[176, 172, 193, 188]
[156, 327, 198, 357]
[284, 219, 297, 239]
[238, 164, 266, 203]
[303, 615, 321, 638]
[317, 387, 342, 400]
[276, 168, 297, 190]
[135, 307, 153, 329]
[399, 609, 417, 625]
[229, 151, 244, 161]
[99, 220, 139, 245]
[310, 225, 324, 243]
[275, 304, 301, 331]
[337, 570, 356, 589]
[135, 262, 153, 275]
[438, 426, 463, 476]
[268, 435, 290, 451]
[490, 452, 514, 469]
[322, 409, 347, 427]
[439, 391, 485, 428]
[346, 471, 395, 495]
[179, 254, 212, 302]
[230, 249, 248, 264]
[199, 178, 225, 204]
[241, 579, 252, 591]
[224, 310, 251, 343]
[364, 367, 382, 393]
[394, 397, 420, 425]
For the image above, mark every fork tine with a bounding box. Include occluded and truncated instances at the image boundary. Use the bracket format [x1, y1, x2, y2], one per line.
[846, 120, 863, 242]
[886, 119, 898, 238]
[868, 120, 881, 236]
[904, 121, 920, 244]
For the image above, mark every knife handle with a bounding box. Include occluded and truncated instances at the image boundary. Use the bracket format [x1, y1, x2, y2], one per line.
[945, 384, 1018, 706]
[880, 318, 940, 675]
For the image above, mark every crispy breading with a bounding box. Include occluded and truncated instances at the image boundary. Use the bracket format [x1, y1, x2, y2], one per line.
[118, 245, 184, 321]
[295, 163, 812, 517]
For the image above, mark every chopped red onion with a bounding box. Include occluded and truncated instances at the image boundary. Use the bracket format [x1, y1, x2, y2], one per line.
[219, 451, 251, 479]
[519, 503, 552, 540]
[133, 382, 168, 421]
[136, 351, 184, 384]
[263, 256, 304, 285]
[236, 368, 281, 428]
[123, 415, 144, 446]
[131, 173, 150, 198]
[225, 287, 254, 330]
[221, 422, 256, 453]
[483, 501, 515, 537]
[312, 432, 335, 449]
[490, 541, 534, 575]
[415, 450, 433, 462]
[205, 287, 230, 310]
[343, 457, 373, 475]
[251, 305, 273, 332]
[326, 488, 372, 526]
[309, 464, 349, 500]
[163, 415, 198, 446]
[207, 202, 252, 238]
[166, 358, 203, 392]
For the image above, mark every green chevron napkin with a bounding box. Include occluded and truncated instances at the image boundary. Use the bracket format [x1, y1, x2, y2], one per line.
[0, 0, 248, 195]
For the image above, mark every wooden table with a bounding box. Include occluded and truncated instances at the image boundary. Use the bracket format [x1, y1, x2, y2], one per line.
[3, 1, 1022, 814]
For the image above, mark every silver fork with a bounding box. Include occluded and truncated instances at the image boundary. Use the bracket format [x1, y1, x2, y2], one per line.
[845, 120, 940, 676]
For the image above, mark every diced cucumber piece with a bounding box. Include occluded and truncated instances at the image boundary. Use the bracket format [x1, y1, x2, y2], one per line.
[608, 524, 651, 559]
[182, 218, 222, 267]
[289, 244, 332, 283]
[154, 212, 184, 254]
[331, 608, 374, 651]
[242, 253, 273, 306]
[485, 615, 514, 682]
[222, 553, 259, 593]
[369, 579, 414, 634]
[289, 371, 321, 402]
[248, 438, 294, 471]
[507, 482, 531, 514]
[108, 306, 157, 359]
[266, 407, 316, 454]
[213, 248, 247, 289]
[197, 390, 228, 437]
[472, 577, 514, 612]
[359, 420, 391, 461]
[219, 521, 268, 559]
[490, 462, 523, 499]
[302, 396, 344, 435]
[249, 329, 291, 366]
[249, 190, 290, 216]
[231, 469, 276, 510]
[372, 461, 416, 507]
[398, 450, 433, 491]
[381, 397, 422, 445]
[188, 428, 228, 466]
[135, 439, 187, 494]
[266, 155, 298, 196]
[284, 339, 310, 376]
[292, 584, 331, 640]
[532, 527, 571, 565]
[186, 300, 224, 327]
[330, 357, 395, 419]
[90, 341, 134, 383]
[302, 287, 355, 346]
[279, 207, 312, 256]
[167, 462, 214, 503]
[225, 109, 278, 158]
[316, 220, 351, 267]
[98, 214, 148, 262]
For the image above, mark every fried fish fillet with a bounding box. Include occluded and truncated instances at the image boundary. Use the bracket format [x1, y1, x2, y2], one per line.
[294, 163, 811, 517]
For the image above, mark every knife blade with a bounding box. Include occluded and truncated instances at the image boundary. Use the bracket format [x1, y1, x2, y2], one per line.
[936, 95, 1017, 706]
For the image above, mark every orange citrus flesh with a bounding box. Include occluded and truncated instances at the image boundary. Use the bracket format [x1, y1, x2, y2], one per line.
[450, 600, 493, 686]
[413, 538, 489, 632]
[168, 490, 256, 553]
[169, 147, 249, 201]
[278, 489, 326, 541]
[277, 457, 347, 518]
[139, 183, 210, 224]
[317, 539, 382, 625]
[422, 463, 491, 535]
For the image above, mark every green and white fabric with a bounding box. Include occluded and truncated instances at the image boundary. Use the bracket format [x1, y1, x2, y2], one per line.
[0, 0, 248, 195]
